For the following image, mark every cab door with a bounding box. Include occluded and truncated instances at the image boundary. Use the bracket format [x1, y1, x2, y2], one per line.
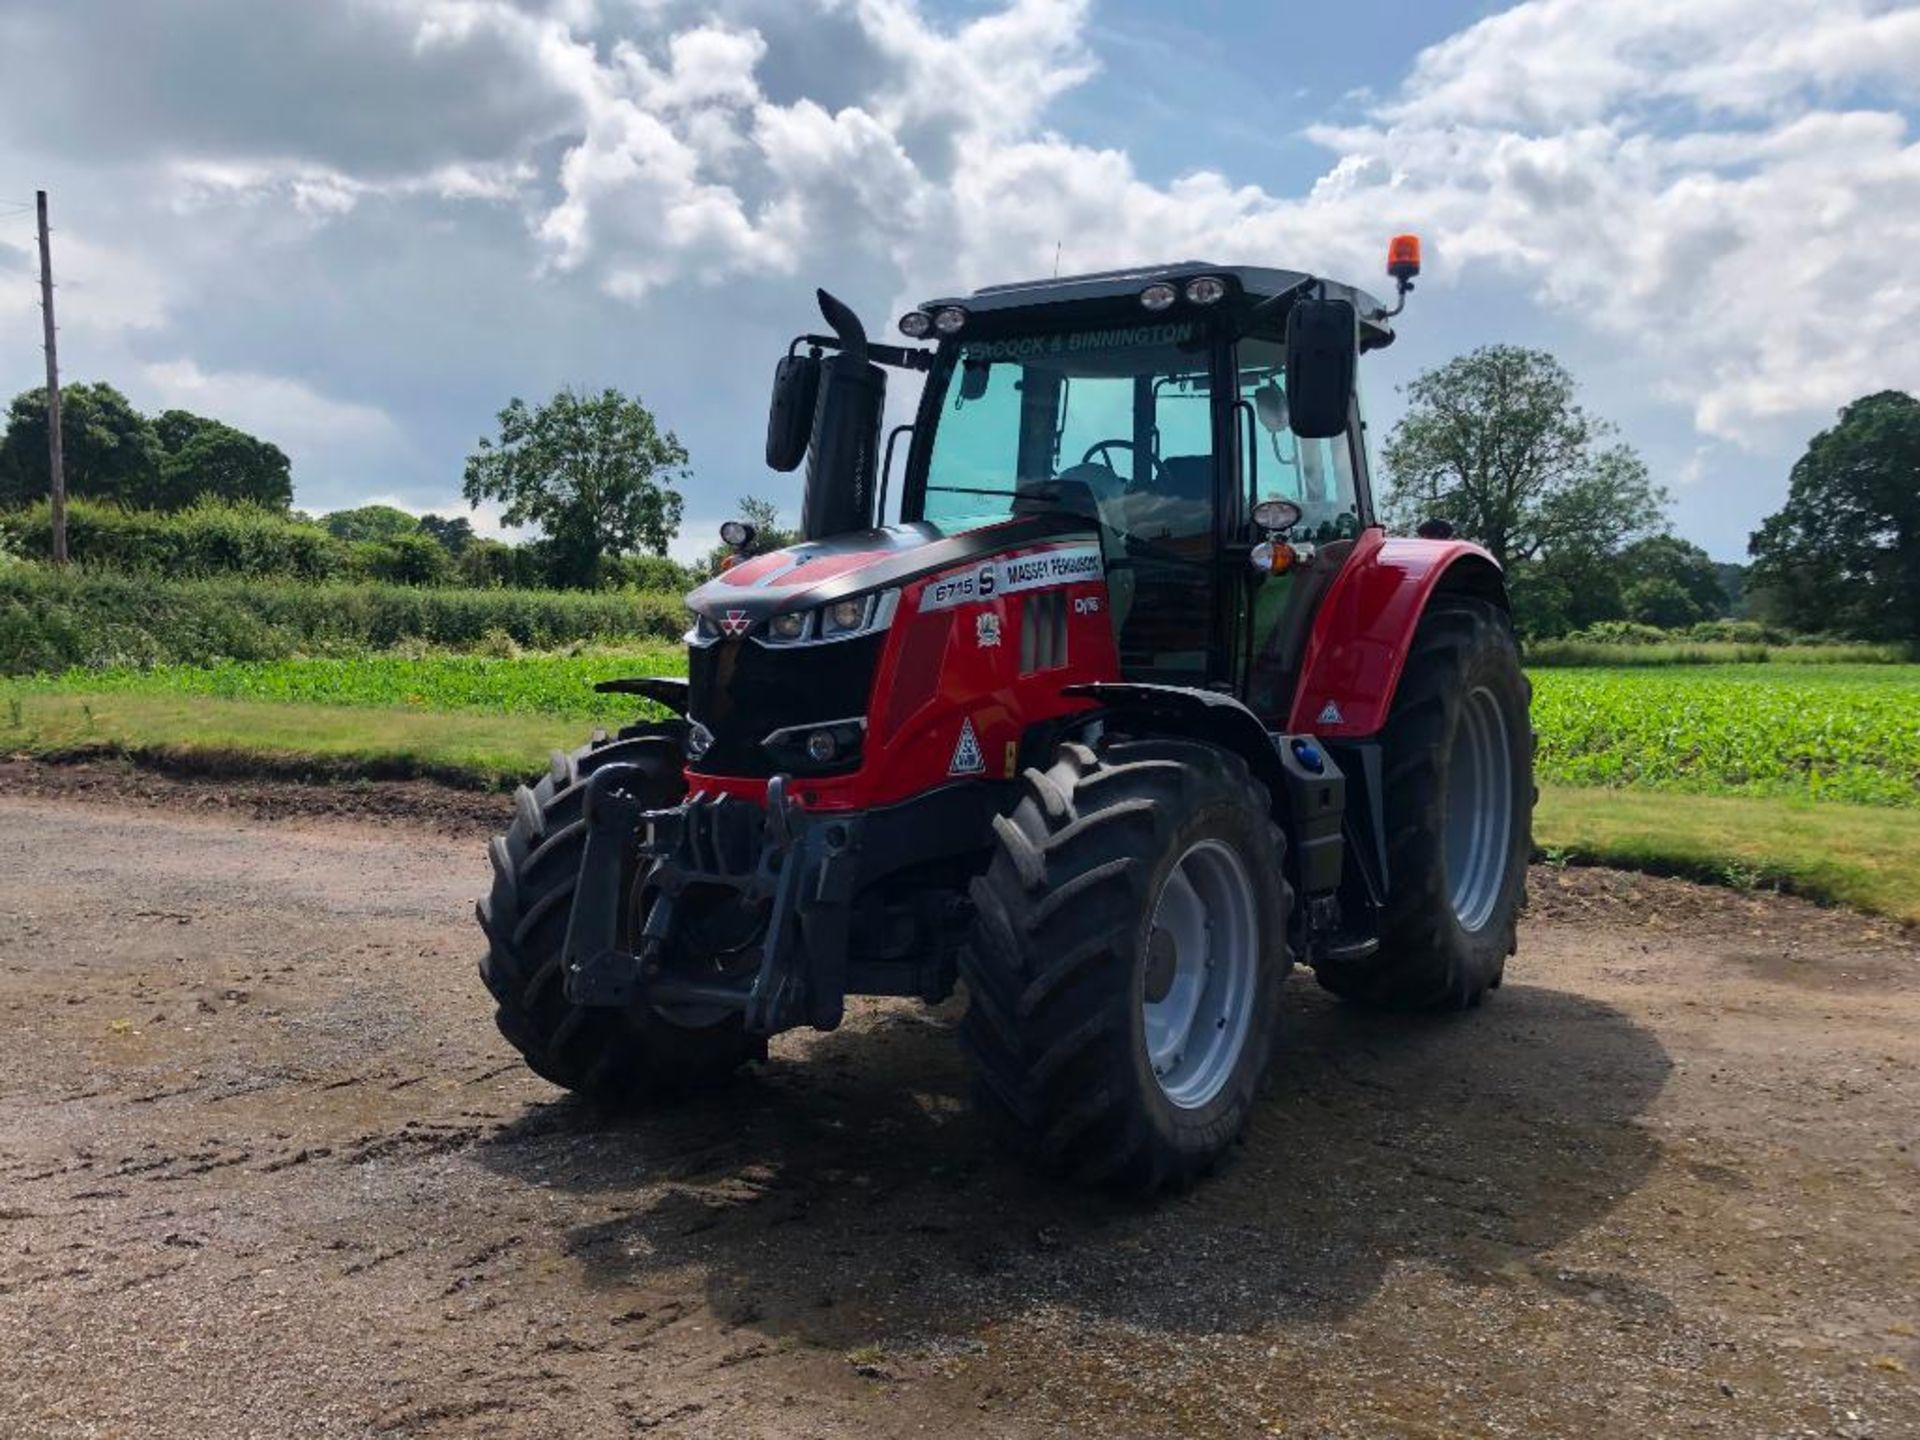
[1230, 334, 1374, 721]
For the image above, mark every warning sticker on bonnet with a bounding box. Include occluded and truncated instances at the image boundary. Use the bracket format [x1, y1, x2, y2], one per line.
[918, 545, 1103, 612]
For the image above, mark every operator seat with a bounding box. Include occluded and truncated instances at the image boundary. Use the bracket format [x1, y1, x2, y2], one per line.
[1012, 471, 1135, 636]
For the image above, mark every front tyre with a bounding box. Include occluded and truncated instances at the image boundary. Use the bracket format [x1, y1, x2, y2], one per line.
[1315, 598, 1533, 1011]
[959, 739, 1292, 1193]
[476, 732, 764, 1103]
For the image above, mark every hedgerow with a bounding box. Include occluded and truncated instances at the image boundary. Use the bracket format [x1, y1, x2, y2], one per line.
[0, 566, 687, 672]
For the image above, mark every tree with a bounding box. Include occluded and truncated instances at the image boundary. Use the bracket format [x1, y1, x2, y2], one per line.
[153, 411, 292, 509]
[0, 383, 158, 507]
[361, 532, 453, 586]
[1748, 391, 1920, 644]
[1619, 536, 1727, 618]
[462, 387, 687, 589]
[321, 504, 419, 543]
[1382, 347, 1669, 569]
[417, 513, 475, 555]
[1622, 575, 1703, 629]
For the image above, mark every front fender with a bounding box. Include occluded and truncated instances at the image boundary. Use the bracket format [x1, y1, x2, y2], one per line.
[1062, 681, 1290, 802]
[1287, 529, 1508, 738]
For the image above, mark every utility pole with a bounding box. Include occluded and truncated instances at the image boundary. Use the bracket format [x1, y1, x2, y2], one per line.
[36, 190, 67, 564]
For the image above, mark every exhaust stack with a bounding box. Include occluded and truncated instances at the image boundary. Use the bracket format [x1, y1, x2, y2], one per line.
[801, 289, 886, 541]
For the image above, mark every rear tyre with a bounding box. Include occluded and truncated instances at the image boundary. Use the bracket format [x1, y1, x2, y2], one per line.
[1315, 598, 1533, 1011]
[959, 739, 1292, 1193]
[476, 731, 764, 1103]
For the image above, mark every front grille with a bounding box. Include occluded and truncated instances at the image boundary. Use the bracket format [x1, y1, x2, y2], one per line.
[687, 632, 886, 777]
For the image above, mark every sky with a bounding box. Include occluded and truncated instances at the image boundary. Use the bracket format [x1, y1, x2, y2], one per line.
[1, 0, 1916, 563]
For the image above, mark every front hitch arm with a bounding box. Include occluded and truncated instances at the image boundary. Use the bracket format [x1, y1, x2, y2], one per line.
[561, 763, 654, 1006]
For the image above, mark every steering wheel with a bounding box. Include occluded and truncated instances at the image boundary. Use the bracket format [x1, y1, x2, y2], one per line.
[1081, 439, 1166, 488]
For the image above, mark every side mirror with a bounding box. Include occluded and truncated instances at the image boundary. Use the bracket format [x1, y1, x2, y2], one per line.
[766, 354, 821, 472]
[1285, 295, 1357, 440]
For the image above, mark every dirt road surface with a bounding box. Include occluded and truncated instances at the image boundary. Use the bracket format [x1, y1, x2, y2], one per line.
[1, 771, 1915, 1438]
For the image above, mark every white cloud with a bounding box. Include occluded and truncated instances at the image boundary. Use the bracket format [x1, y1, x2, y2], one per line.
[6, 0, 1917, 538]
[137, 359, 401, 467]
[394, 0, 1909, 446]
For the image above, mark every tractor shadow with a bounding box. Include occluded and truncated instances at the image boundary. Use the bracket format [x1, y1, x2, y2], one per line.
[471, 976, 1670, 1343]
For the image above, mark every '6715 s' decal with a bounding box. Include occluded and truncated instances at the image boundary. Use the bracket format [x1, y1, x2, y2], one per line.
[918, 545, 1103, 612]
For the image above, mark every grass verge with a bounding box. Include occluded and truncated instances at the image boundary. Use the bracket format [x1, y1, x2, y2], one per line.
[1535, 786, 1920, 926]
[0, 693, 583, 791]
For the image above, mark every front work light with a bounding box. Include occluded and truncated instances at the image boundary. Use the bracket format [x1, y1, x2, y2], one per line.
[719, 519, 755, 549]
[1139, 282, 1177, 311]
[898, 311, 932, 339]
[1184, 276, 1227, 306]
[933, 306, 968, 334]
[761, 717, 867, 773]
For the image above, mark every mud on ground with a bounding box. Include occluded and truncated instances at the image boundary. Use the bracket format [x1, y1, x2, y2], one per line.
[0, 769, 1915, 1438]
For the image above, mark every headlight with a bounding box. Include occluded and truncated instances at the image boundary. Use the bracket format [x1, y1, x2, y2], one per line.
[768, 611, 810, 642]
[822, 597, 871, 635]
[751, 590, 899, 648]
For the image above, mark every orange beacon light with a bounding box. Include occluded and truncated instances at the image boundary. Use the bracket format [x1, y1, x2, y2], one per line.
[1382, 234, 1421, 317]
[1387, 234, 1422, 283]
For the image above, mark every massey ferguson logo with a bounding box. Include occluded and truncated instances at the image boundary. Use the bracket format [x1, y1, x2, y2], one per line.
[720, 609, 751, 637]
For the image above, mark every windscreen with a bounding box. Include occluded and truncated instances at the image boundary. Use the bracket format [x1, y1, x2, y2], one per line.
[918, 319, 1222, 682]
[921, 321, 1213, 537]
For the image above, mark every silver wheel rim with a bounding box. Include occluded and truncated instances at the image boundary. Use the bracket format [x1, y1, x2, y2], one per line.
[1444, 684, 1514, 932]
[1142, 840, 1259, 1111]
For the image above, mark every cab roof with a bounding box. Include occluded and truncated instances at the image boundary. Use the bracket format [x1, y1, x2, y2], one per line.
[917, 261, 1397, 349]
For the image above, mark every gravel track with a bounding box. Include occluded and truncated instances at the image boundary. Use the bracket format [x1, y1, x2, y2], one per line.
[0, 767, 1915, 1438]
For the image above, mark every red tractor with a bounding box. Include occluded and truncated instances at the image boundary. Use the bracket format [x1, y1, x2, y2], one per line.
[477, 240, 1534, 1192]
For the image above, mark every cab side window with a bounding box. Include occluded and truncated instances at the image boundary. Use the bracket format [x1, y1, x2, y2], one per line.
[1237, 337, 1361, 544]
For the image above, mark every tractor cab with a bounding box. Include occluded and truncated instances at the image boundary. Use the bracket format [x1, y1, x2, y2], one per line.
[894, 264, 1394, 716]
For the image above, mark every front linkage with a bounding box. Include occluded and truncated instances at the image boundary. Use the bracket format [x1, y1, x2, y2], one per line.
[561, 765, 868, 1034]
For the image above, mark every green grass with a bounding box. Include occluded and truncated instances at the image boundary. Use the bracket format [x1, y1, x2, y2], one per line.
[4, 647, 684, 721]
[1531, 664, 1920, 806]
[0, 691, 585, 790]
[1536, 786, 1920, 925]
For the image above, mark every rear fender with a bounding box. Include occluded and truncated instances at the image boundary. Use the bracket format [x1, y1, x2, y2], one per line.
[1287, 529, 1508, 738]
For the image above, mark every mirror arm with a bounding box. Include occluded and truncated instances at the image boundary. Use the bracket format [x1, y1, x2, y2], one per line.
[787, 333, 932, 372]
[1234, 275, 1318, 339]
[1233, 398, 1258, 523]
[878, 424, 912, 525]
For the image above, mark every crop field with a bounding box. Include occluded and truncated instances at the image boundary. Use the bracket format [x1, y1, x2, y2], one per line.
[1532, 663, 1920, 806]
[3, 647, 684, 724]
